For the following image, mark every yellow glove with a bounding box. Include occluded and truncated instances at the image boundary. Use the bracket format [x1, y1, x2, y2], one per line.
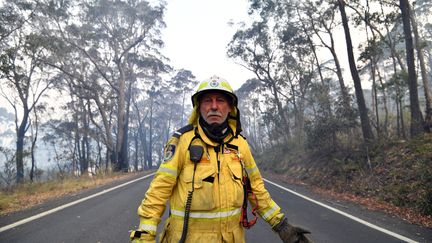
[129, 230, 156, 243]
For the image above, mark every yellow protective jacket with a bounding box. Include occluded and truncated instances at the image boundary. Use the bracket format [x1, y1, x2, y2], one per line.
[137, 107, 284, 243]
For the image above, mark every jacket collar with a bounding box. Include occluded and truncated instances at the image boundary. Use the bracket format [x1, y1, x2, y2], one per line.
[196, 121, 234, 147]
[188, 104, 241, 137]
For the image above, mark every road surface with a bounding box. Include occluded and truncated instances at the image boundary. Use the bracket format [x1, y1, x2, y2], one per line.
[0, 172, 431, 242]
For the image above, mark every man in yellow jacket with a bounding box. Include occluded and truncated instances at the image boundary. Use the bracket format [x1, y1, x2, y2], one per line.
[130, 75, 312, 243]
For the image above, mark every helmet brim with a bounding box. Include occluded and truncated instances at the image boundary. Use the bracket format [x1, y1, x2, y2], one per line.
[192, 89, 238, 107]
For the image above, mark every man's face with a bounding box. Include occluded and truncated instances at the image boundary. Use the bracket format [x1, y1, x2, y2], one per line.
[199, 92, 232, 125]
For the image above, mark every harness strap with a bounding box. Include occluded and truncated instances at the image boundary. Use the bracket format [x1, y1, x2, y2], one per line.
[240, 174, 259, 228]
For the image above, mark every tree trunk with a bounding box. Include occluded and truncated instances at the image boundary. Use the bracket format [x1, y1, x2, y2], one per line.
[115, 60, 127, 171]
[372, 73, 380, 137]
[331, 45, 351, 111]
[16, 106, 29, 183]
[410, 3, 432, 132]
[319, 20, 351, 111]
[118, 81, 133, 172]
[399, 97, 407, 139]
[338, 0, 374, 142]
[141, 123, 148, 170]
[29, 109, 38, 182]
[148, 95, 154, 169]
[134, 132, 139, 171]
[85, 101, 92, 173]
[399, 0, 424, 137]
[376, 68, 389, 137]
[94, 95, 115, 171]
[270, 80, 290, 142]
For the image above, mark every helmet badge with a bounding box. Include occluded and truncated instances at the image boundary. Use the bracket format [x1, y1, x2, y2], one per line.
[209, 80, 219, 87]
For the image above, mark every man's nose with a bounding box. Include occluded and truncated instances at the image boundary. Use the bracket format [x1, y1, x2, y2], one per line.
[210, 99, 218, 110]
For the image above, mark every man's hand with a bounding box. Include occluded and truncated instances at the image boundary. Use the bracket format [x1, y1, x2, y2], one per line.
[129, 230, 156, 243]
[273, 218, 313, 243]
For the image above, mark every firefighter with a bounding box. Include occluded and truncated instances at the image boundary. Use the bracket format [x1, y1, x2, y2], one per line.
[130, 75, 312, 243]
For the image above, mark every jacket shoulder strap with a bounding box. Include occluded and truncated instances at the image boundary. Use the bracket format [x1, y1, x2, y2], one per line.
[172, 124, 194, 138]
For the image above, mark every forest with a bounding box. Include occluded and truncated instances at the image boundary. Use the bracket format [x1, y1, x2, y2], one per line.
[0, 0, 431, 224]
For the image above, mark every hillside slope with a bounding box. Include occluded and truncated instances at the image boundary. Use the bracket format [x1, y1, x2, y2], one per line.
[256, 134, 432, 228]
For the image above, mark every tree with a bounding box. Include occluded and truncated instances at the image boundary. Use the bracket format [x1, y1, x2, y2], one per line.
[0, 0, 37, 44]
[29, 103, 44, 181]
[39, 0, 167, 172]
[410, 1, 432, 132]
[302, 0, 351, 112]
[78, 0, 166, 171]
[228, 21, 292, 143]
[0, 31, 57, 183]
[338, 0, 374, 143]
[0, 146, 16, 189]
[399, 0, 424, 137]
[170, 69, 197, 126]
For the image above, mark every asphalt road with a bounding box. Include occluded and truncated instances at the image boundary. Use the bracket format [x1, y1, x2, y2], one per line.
[0, 172, 431, 243]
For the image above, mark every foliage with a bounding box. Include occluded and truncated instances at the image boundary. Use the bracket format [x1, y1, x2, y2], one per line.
[0, 147, 16, 189]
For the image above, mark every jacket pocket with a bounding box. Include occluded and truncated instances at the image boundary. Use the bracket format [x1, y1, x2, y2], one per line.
[182, 165, 216, 211]
[227, 161, 244, 208]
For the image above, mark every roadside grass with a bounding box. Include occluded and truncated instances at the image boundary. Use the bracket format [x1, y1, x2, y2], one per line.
[0, 172, 144, 216]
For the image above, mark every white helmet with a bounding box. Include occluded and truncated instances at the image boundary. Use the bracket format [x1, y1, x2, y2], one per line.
[191, 75, 238, 107]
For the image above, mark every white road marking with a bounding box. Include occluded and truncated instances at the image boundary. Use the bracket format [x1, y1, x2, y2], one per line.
[0, 173, 156, 233]
[264, 178, 418, 243]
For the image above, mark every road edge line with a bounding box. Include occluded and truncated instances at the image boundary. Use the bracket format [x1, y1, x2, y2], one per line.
[264, 178, 418, 243]
[0, 172, 156, 233]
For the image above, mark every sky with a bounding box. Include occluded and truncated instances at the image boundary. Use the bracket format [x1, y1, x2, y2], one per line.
[161, 0, 254, 90]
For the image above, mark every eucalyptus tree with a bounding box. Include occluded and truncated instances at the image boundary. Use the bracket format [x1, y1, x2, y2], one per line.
[41, 119, 76, 178]
[170, 69, 197, 126]
[344, 0, 418, 138]
[228, 20, 292, 144]
[29, 103, 45, 181]
[0, 0, 46, 183]
[235, 0, 338, 148]
[39, 0, 166, 171]
[399, 0, 424, 136]
[0, 27, 59, 183]
[122, 53, 170, 171]
[301, 0, 351, 113]
[246, 0, 309, 144]
[372, 1, 408, 136]
[78, 0, 166, 171]
[236, 78, 266, 152]
[295, 1, 342, 147]
[130, 92, 150, 171]
[0, 0, 38, 45]
[354, 0, 386, 138]
[411, 0, 432, 132]
[0, 147, 16, 189]
[337, 0, 374, 143]
[40, 0, 120, 173]
[346, 0, 407, 73]
[129, 72, 177, 171]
